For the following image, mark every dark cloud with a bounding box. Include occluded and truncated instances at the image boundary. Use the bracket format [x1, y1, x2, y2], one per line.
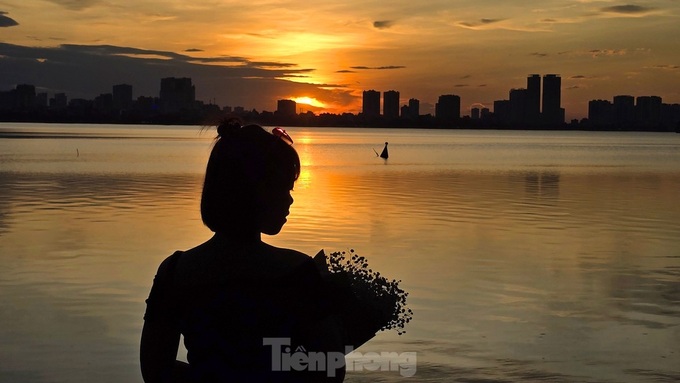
[185, 48, 203, 52]
[0, 11, 18, 27]
[336, 70, 356, 73]
[600, 5, 655, 14]
[43, 0, 101, 11]
[373, 20, 395, 29]
[530, 52, 549, 57]
[566, 85, 580, 90]
[460, 75, 472, 79]
[651, 64, 680, 70]
[250, 61, 301, 68]
[350, 65, 405, 70]
[0, 42, 355, 112]
[588, 49, 626, 57]
[570, 75, 587, 79]
[454, 84, 468, 88]
[459, 18, 504, 28]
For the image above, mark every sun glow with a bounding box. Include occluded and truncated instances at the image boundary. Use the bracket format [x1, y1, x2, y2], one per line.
[292, 97, 325, 108]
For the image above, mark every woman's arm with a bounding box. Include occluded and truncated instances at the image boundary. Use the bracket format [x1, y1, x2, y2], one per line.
[141, 252, 190, 383]
[140, 319, 190, 383]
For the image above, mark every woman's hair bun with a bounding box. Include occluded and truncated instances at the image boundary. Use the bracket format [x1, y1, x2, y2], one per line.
[216, 117, 242, 138]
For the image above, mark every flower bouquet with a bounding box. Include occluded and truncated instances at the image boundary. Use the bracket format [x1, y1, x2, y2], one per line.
[314, 249, 412, 350]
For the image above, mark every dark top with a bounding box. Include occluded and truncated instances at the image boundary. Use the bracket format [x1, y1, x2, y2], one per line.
[144, 243, 346, 382]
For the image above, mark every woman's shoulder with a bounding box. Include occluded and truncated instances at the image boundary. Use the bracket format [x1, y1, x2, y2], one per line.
[260, 243, 315, 272]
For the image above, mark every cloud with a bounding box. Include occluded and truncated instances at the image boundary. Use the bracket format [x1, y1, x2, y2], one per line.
[0, 42, 344, 112]
[43, 0, 102, 11]
[600, 5, 655, 15]
[350, 65, 406, 70]
[0, 11, 18, 27]
[458, 18, 504, 29]
[530, 52, 549, 57]
[454, 84, 468, 88]
[250, 61, 302, 69]
[649, 64, 680, 70]
[456, 18, 549, 32]
[570, 75, 587, 79]
[336, 70, 356, 73]
[373, 20, 395, 29]
[185, 48, 203, 52]
[588, 49, 627, 57]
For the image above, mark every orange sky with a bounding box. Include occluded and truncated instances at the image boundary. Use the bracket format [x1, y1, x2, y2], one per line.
[2, 1, 680, 119]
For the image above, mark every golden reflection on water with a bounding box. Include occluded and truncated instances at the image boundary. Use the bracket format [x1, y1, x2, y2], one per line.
[1, 125, 679, 382]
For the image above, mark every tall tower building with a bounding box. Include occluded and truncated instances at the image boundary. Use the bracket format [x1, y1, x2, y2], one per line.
[509, 88, 528, 125]
[362, 90, 381, 117]
[527, 74, 541, 124]
[159, 77, 195, 113]
[408, 98, 420, 118]
[112, 84, 133, 110]
[635, 96, 662, 127]
[435, 94, 461, 122]
[383, 90, 400, 118]
[613, 95, 635, 128]
[494, 100, 511, 125]
[588, 99, 613, 126]
[14, 84, 36, 110]
[542, 74, 563, 124]
[276, 99, 297, 116]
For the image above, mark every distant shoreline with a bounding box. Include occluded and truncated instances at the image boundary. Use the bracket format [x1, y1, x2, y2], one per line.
[1, 119, 678, 133]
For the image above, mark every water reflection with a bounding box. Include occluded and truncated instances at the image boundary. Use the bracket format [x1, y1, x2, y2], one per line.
[1, 126, 679, 382]
[524, 171, 560, 200]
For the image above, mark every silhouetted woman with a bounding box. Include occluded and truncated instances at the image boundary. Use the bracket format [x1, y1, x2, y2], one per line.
[141, 119, 347, 382]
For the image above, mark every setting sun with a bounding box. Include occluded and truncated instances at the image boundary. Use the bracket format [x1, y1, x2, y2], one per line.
[291, 97, 326, 108]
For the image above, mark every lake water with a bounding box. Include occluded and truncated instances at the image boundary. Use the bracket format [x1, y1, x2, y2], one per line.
[0, 123, 679, 382]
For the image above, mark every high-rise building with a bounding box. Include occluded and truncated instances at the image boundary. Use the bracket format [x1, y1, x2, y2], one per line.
[613, 95, 635, 128]
[635, 96, 662, 127]
[362, 90, 381, 117]
[660, 103, 680, 131]
[113, 84, 133, 110]
[50, 93, 67, 109]
[435, 94, 461, 122]
[383, 90, 400, 118]
[542, 74, 563, 124]
[527, 74, 541, 124]
[588, 99, 613, 126]
[471, 107, 480, 119]
[14, 84, 36, 110]
[494, 100, 511, 125]
[277, 99, 297, 116]
[159, 77, 195, 113]
[509, 88, 528, 125]
[408, 98, 420, 118]
[94, 93, 113, 112]
[481, 107, 491, 120]
[35, 93, 48, 109]
[400, 105, 410, 118]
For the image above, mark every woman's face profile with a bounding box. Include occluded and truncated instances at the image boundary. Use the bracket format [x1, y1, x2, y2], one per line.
[257, 179, 294, 235]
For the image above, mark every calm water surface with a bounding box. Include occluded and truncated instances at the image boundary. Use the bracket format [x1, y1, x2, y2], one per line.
[1, 123, 679, 382]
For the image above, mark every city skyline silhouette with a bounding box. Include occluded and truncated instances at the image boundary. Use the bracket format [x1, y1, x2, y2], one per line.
[2, 73, 679, 131]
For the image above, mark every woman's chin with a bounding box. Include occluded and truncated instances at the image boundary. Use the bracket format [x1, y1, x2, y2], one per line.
[262, 222, 285, 236]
